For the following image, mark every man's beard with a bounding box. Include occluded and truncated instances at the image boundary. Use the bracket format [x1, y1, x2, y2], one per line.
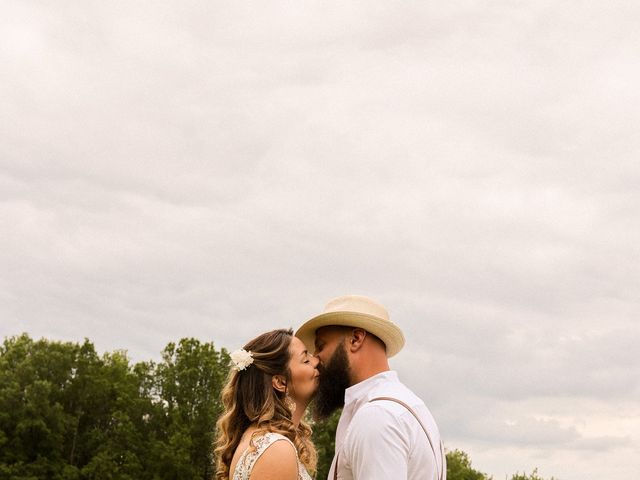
[312, 342, 351, 421]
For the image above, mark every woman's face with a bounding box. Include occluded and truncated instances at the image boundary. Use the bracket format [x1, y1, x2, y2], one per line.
[286, 336, 320, 403]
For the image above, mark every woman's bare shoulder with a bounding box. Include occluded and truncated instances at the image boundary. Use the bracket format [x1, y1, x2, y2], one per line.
[249, 435, 298, 480]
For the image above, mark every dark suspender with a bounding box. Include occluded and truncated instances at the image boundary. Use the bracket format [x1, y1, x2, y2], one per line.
[332, 397, 444, 480]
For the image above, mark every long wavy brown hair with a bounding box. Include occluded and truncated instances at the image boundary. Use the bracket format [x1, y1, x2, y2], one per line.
[214, 328, 317, 480]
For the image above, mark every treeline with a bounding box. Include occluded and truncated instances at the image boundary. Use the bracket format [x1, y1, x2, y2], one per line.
[0, 334, 553, 480]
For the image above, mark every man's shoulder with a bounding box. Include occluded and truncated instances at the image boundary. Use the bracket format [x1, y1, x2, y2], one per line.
[368, 377, 425, 408]
[352, 384, 424, 425]
[344, 402, 410, 453]
[343, 397, 422, 457]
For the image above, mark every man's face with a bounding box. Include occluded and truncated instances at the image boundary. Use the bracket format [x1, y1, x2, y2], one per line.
[312, 326, 351, 420]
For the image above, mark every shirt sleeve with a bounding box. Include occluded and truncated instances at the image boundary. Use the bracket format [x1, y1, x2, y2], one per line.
[343, 404, 410, 480]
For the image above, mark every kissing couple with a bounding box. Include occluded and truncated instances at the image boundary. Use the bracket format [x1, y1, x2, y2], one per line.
[214, 295, 446, 480]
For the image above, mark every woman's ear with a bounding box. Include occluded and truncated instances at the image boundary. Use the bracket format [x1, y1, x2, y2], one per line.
[271, 374, 287, 393]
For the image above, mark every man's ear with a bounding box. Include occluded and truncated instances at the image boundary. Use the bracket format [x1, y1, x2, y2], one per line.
[271, 374, 287, 393]
[348, 328, 367, 352]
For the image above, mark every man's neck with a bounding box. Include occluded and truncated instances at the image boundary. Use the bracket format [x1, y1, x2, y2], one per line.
[350, 364, 390, 386]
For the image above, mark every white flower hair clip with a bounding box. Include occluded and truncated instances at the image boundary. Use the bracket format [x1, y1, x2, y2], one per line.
[230, 348, 254, 371]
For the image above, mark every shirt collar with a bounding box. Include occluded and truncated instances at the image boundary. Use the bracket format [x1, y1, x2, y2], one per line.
[344, 370, 399, 406]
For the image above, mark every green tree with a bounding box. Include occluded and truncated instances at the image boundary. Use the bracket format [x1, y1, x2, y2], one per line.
[446, 449, 491, 480]
[311, 409, 341, 480]
[0, 334, 229, 480]
[153, 338, 229, 479]
[75, 350, 152, 480]
[0, 334, 83, 479]
[511, 467, 556, 480]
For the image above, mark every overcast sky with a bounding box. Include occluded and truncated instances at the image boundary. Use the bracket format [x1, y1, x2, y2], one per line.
[2, 1, 639, 479]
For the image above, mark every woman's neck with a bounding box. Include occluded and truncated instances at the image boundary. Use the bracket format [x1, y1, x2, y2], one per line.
[292, 398, 308, 427]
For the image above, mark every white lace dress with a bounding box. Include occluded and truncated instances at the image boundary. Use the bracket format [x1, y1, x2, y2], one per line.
[232, 432, 313, 480]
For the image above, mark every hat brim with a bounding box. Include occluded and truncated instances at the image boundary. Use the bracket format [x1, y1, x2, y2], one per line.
[295, 311, 405, 358]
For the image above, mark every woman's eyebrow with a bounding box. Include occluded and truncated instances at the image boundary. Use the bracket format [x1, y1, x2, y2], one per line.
[300, 350, 308, 357]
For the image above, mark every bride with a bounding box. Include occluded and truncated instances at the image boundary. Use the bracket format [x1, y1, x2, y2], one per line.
[215, 328, 320, 480]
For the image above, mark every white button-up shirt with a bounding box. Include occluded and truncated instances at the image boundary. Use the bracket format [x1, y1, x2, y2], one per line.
[328, 371, 445, 480]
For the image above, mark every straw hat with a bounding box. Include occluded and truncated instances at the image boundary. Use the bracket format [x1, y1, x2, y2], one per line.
[296, 295, 405, 358]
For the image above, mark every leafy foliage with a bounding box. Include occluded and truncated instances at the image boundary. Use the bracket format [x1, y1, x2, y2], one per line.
[311, 409, 341, 480]
[510, 468, 557, 480]
[0, 334, 229, 480]
[446, 449, 492, 480]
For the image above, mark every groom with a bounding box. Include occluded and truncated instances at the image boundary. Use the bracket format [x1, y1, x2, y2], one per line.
[296, 295, 446, 480]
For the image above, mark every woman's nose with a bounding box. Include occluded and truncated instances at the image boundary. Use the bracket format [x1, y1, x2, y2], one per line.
[311, 355, 320, 368]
